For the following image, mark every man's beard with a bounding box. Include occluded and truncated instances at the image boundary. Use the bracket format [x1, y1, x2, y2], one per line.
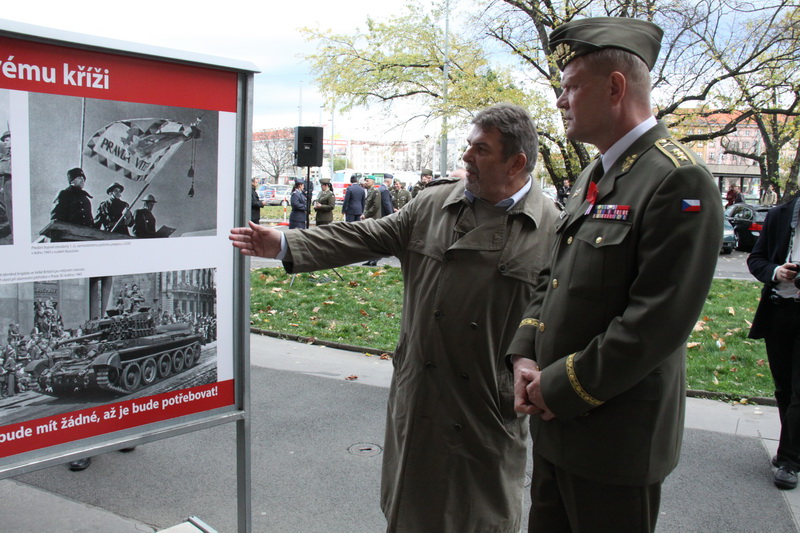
[464, 166, 480, 197]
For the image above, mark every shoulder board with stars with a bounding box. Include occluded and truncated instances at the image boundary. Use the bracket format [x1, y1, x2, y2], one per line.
[655, 138, 696, 168]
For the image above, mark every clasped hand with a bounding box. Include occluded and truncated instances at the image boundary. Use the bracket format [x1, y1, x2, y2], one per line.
[512, 356, 555, 420]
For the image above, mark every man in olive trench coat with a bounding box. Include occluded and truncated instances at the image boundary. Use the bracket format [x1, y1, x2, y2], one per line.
[231, 103, 559, 532]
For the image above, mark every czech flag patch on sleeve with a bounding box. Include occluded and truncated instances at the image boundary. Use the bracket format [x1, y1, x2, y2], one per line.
[681, 199, 701, 212]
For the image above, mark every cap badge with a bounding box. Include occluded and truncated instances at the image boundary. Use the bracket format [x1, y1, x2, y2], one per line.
[552, 43, 576, 66]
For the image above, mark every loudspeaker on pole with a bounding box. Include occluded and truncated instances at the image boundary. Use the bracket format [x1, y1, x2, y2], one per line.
[294, 126, 323, 167]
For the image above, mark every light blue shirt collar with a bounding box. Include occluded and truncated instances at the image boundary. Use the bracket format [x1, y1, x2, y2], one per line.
[463, 177, 532, 211]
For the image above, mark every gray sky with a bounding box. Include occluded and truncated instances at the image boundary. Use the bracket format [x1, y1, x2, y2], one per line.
[2, 1, 414, 139]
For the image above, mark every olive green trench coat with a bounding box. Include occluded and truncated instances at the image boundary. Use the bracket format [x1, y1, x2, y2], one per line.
[283, 177, 558, 532]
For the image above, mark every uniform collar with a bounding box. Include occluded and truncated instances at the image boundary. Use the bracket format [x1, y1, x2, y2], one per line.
[601, 116, 657, 173]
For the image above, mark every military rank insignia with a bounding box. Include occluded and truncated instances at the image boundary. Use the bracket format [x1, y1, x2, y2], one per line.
[591, 204, 630, 220]
[681, 199, 701, 212]
[621, 154, 638, 173]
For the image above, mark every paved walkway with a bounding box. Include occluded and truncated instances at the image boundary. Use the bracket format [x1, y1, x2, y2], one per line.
[1, 334, 797, 532]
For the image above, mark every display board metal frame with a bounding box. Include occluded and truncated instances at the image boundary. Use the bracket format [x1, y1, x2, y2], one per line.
[0, 19, 256, 532]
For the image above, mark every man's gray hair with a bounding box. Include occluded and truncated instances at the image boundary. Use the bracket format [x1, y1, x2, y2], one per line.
[471, 103, 539, 174]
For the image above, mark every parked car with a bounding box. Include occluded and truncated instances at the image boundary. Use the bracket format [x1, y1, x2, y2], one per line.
[263, 185, 291, 206]
[720, 219, 735, 254]
[723, 203, 770, 252]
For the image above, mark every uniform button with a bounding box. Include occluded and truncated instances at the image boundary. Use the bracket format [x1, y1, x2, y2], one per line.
[552, 279, 558, 289]
[539, 322, 546, 332]
[469, 322, 478, 330]
[425, 361, 435, 369]
[460, 372, 469, 380]
[595, 236, 603, 244]
[434, 309, 443, 319]
[567, 236, 574, 244]
[454, 423, 463, 432]
[499, 264, 508, 273]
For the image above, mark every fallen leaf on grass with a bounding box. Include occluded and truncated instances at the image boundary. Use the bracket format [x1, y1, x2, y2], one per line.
[349, 281, 359, 287]
[757, 359, 766, 366]
[693, 321, 707, 332]
[323, 300, 335, 305]
[687, 342, 701, 349]
[289, 323, 299, 327]
[271, 288, 283, 293]
[312, 307, 321, 313]
[727, 307, 736, 315]
[360, 309, 369, 317]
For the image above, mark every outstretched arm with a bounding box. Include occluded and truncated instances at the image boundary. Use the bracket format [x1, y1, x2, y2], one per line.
[229, 221, 282, 258]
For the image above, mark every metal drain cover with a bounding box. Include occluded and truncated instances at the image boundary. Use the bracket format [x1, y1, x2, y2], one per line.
[348, 443, 383, 456]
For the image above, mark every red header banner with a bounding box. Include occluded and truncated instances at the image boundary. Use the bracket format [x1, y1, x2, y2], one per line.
[0, 36, 238, 111]
[0, 380, 235, 458]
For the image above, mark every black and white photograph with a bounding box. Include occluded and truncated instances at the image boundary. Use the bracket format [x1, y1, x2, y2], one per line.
[0, 90, 11, 246]
[28, 94, 220, 243]
[0, 268, 218, 427]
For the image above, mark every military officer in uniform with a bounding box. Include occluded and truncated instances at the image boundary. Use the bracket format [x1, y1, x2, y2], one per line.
[133, 194, 158, 238]
[94, 182, 133, 235]
[411, 168, 433, 198]
[361, 176, 382, 265]
[392, 180, 411, 211]
[508, 18, 722, 532]
[313, 178, 336, 226]
[231, 103, 559, 532]
[51, 167, 93, 227]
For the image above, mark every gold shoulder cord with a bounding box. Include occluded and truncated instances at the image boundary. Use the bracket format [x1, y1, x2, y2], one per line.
[566, 354, 604, 407]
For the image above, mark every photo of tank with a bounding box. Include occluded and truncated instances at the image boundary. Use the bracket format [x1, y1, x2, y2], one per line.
[31, 310, 204, 396]
[0, 268, 218, 426]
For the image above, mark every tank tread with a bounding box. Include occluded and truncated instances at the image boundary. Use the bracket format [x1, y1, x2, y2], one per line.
[95, 368, 130, 395]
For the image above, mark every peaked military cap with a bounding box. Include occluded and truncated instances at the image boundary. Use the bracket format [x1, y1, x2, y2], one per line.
[549, 17, 663, 71]
[106, 182, 125, 194]
[319, 178, 331, 185]
[420, 168, 433, 176]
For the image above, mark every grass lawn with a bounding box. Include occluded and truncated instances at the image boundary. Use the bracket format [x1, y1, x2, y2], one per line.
[250, 267, 773, 401]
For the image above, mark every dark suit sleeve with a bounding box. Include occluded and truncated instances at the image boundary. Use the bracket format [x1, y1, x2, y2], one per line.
[747, 205, 784, 284]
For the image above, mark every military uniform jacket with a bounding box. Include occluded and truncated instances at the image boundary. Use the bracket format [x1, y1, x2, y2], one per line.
[507, 121, 722, 486]
[393, 188, 412, 210]
[313, 189, 336, 224]
[283, 177, 559, 532]
[133, 208, 157, 238]
[363, 187, 382, 220]
[94, 198, 131, 234]
[51, 186, 93, 227]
